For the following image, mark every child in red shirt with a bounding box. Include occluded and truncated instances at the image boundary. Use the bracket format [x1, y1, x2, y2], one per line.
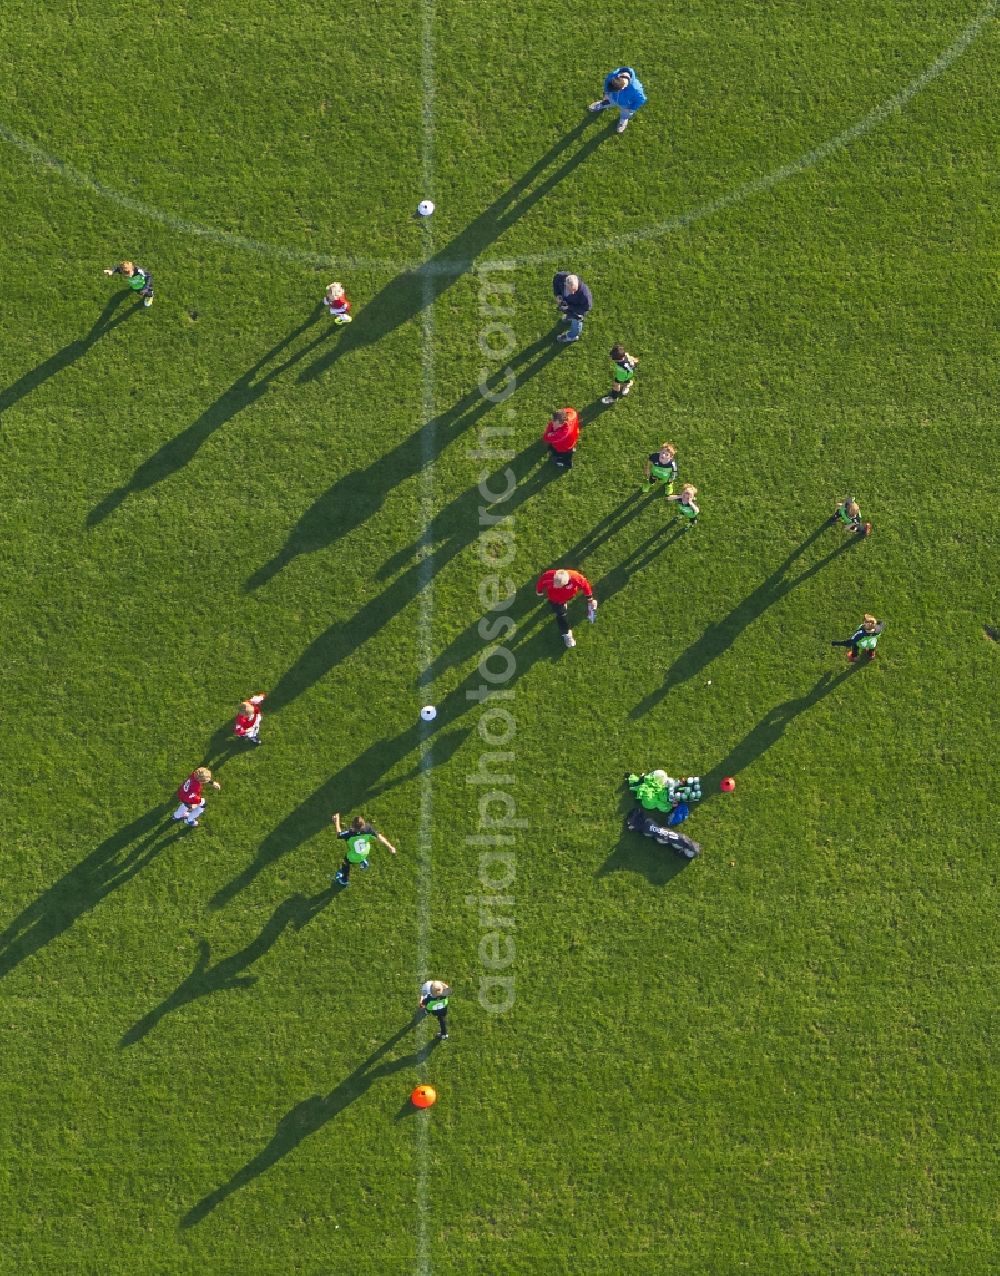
[323, 282, 352, 324]
[234, 693, 266, 744]
[543, 407, 580, 469]
[535, 567, 597, 647]
[172, 767, 222, 829]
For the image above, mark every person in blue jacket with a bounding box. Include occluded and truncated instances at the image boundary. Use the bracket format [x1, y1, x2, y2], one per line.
[589, 66, 647, 134]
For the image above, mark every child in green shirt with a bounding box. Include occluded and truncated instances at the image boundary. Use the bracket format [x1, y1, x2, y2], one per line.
[602, 344, 638, 404]
[667, 483, 700, 528]
[332, 811, 397, 886]
[831, 496, 872, 537]
[643, 442, 678, 495]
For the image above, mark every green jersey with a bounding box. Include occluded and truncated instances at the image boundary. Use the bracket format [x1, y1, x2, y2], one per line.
[340, 825, 377, 862]
[613, 355, 637, 384]
[648, 452, 677, 483]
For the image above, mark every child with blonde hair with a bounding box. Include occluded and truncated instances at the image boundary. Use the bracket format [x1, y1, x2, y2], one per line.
[233, 692, 267, 744]
[419, 979, 452, 1040]
[831, 614, 884, 662]
[323, 282, 353, 324]
[667, 483, 699, 528]
[102, 260, 154, 307]
[831, 495, 872, 537]
[173, 767, 221, 828]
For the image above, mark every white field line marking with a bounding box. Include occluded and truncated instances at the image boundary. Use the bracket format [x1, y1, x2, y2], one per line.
[415, 3, 436, 1274]
[0, 3, 990, 277]
[493, 0, 997, 268]
[0, 120, 403, 274]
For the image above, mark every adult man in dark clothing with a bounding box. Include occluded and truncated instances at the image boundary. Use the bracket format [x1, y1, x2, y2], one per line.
[552, 271, 592, 343]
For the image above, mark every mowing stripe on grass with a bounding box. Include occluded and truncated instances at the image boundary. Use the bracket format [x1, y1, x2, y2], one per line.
[415, 3, 437, 1274]
[1, 2, 991, 280]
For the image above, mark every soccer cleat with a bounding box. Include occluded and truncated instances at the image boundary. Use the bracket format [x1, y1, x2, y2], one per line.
[334, 872, 349, 886]
[143, 297, 154, 307]
[563, 631, 577, 648]
[557, 333, 580, 343]
[186, 820, 200, 828]
[601, 395, 617, 405]
[588, 100, 610, 112]
[359, 859, 370, 870]
[437, 1033, 449, 1040]
[616, 118, 630, 134]
[334, 314, 353, 325]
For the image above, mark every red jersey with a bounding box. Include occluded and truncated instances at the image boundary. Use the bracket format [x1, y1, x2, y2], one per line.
[177, 773, 203, 806]
[536, 569, 593, 604]
[234, 700, 263, 737]
[543, 408, 580, 453]
[327, 294, 351, 315]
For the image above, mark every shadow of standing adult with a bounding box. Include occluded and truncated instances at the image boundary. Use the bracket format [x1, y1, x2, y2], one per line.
[0, 292, 141, 420]
[181, 1019, 437, 1227]
[297, 116, 612, 384]
[86, 309, 330, 526]
[246, 332, 561, 592]
[260, 444, 555, 714]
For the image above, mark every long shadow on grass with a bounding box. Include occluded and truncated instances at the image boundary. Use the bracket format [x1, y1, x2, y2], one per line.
[246, 334, 561, 592]
[0, 292, 142, 419]
[181, 1018, 437, 1227]
[209, 724, 472, 908]
[701, 664, 862, 798]
[121, 886, 335, 1046]
[631, 523, 861, 718]
[418, 485, 660, 684]
[261, 447, 557, 715]
[0, 805, 184, 978]
[214, 621, 562, 907]
[298, 115, 611, 385]
[87, 309, 331, 526]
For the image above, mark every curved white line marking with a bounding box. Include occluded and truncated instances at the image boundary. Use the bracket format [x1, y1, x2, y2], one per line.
[0, 2, 991, 277]
[493, 0, 995, 268]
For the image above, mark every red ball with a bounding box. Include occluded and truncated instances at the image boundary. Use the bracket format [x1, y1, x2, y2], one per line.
[720, 777, 736, 793]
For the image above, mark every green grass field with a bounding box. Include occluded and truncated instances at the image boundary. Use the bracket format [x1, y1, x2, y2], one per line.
[0, 2, 996, 1272]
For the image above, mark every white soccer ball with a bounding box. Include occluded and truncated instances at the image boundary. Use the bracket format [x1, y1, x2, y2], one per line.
[417, 200, 435, 217]
[420, 705, 437, 721]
